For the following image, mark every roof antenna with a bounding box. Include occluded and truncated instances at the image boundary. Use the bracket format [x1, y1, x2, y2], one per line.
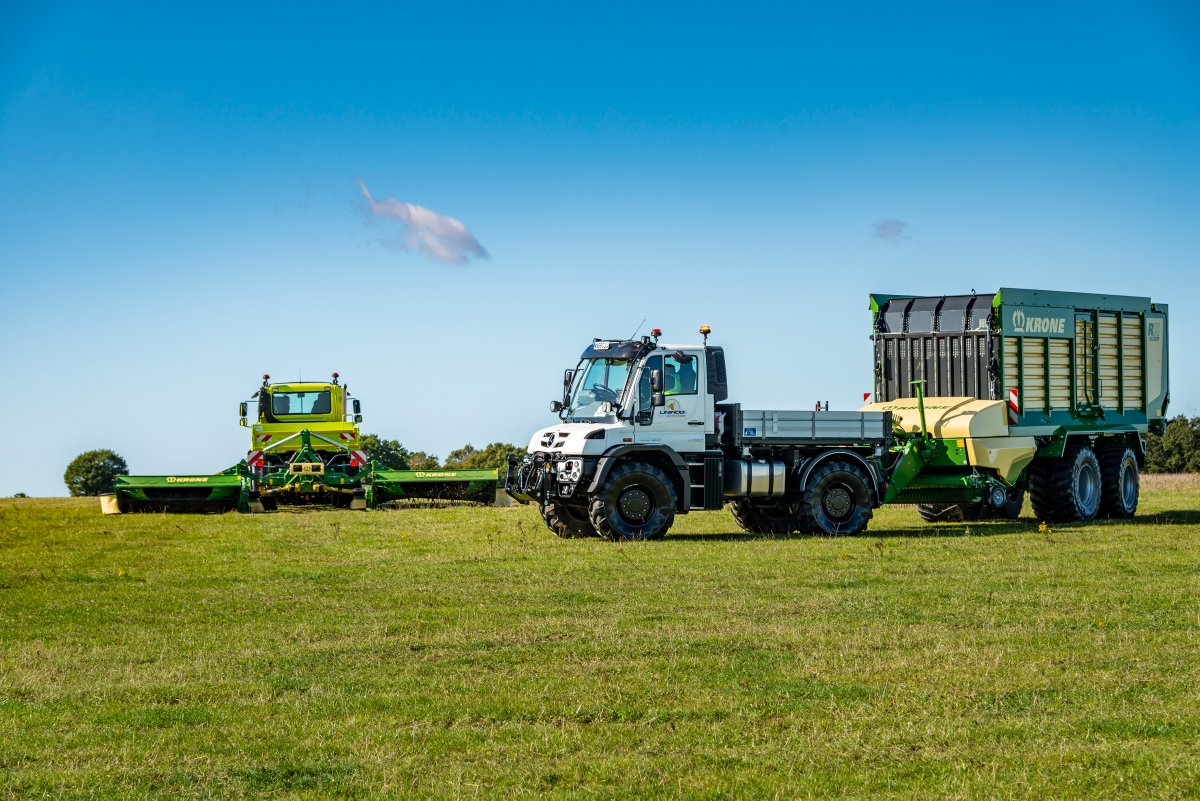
[628, 319, 646, 340]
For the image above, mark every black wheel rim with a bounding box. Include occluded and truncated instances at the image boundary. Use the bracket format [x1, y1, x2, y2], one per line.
[617, 485, 653, 523]
[823, 484, 853, 521]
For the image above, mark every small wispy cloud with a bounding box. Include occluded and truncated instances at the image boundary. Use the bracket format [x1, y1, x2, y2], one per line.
[874, 218, 911, 244]
[357, 179, 489, 265]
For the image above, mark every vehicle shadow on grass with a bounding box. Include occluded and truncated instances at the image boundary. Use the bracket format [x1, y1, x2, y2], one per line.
[1139, 509, 1200, 525]
[677, 510, 1198, 542]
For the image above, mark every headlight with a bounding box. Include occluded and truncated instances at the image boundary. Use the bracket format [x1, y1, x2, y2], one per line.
[556, 458, 583, 482]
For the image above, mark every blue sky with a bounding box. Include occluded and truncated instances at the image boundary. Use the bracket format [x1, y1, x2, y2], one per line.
[2, 2, 1198, 496]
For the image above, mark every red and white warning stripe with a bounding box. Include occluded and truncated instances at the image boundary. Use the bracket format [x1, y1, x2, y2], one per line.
[1007, 388, 1020, 424]
[246, 450, 264, 468]
[340, 432, 357, 442]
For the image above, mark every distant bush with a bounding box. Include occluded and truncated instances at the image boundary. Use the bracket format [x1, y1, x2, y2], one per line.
[64, 450, 129, 496]
[1145, 416, 1200, 473]
[444, 442, 525, 470]
[12, 492, 28, 498]
[358, 434, 411, 470]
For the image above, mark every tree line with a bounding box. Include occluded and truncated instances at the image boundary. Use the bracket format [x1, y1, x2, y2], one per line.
[55, 437, 526, 497]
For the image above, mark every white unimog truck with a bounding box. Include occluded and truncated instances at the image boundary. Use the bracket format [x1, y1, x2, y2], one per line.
[504, 326, 894, 540]
[506, 287, 1169, 541]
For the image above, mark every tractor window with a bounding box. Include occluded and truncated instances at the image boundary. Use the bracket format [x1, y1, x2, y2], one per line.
[567, 358, 632, 419]
[664, 354, 698, 395]
[638, 355, 663, 408]
[272, 391, 331, 415]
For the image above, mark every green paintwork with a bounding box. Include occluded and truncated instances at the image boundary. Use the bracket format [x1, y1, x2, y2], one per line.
[372, 468, 498, 505]
[110, 373, 498, 513]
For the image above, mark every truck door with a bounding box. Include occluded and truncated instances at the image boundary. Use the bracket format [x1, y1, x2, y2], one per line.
[634, 351, 707, 452]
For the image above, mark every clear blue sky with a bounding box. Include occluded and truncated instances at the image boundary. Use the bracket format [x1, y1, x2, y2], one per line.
[2, 2, 1197, 496]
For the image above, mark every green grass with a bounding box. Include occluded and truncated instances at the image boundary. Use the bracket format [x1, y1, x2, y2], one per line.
[2, 476, 1198, 799]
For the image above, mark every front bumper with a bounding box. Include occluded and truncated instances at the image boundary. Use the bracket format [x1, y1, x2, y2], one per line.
[504, 453, 593, 504]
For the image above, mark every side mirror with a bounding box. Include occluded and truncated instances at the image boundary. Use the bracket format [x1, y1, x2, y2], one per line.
[650, 369, 663, 392]
[652, 392, 666, 407]
[550, 400, 563, 413]
[239, 402, 248, 426]
[353, 399, 362, 415]
[563, 369, 575, 389]
[354, 414, 363, 423]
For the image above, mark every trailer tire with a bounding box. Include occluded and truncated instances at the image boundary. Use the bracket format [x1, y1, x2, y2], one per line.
[1028, 446, 1102, 523]
[983, 489, 1024, 520]
[730, 498, 800, 535]
[588, 461, 676, 541]
[1098, 445, 1139, 519]
[916, 502, 983, 523]
[541, 501, 597, 538]
[796, 460, 874, 536]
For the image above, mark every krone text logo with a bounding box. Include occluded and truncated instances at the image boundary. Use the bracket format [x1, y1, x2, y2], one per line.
[1011, 308, 1065, 335]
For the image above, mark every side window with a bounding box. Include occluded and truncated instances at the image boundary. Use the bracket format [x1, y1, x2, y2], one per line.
[665, 354, 698, 395]
[638, 355, 663, 408]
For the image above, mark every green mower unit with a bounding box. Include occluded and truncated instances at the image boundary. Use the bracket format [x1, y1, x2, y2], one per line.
[103, 373, 498, 514]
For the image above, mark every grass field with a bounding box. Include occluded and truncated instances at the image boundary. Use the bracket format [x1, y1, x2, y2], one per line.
[1, 476, 1198, 799]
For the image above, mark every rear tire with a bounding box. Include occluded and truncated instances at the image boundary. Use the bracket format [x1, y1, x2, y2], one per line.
[1098, 445, 1139, 519]
[541, 501, 597, 538]
[730, 498, 799, 535]
[796, 460, 874, 536]
[589, 461, 676, 541]
[1028, 445, 1102, 523]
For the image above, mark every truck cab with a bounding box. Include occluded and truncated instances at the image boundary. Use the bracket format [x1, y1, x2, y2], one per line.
[551, 330, 724, 456]
[240, 373, 367, 472]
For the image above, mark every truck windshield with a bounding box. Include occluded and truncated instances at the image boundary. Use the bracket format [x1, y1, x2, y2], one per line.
[567, 358, 632, 419]
[271, 391, 331, 416]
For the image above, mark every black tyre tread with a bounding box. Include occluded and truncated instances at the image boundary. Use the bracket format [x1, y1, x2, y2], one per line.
[730, 498, 799, 535]
[589, 461, 676, 541]
[982, 490, 1024, 520]
[796, 459, 874, 536]
[917, 502, 983, 524]
[1097, 444, 1139, 519]
[541, 500, 597, 538]
[1028, 446, 1100, 523]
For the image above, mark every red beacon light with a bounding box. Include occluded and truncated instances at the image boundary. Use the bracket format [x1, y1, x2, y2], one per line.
[331, 371, 340, 385]
[650, 328, 662, 342]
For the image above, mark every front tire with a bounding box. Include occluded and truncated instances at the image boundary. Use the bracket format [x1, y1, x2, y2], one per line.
[1028, 445, 1102, 523]
[541, 500, 597, 538]
[589, 461, 676, 541]
[1098, 445, 1139, 519]
[796, 460, 874, 535]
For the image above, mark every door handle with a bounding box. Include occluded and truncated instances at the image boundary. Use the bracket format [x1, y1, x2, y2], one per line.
[688, 421, 704, 426]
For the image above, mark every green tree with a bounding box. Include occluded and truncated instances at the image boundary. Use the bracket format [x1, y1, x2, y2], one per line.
[358, 434, 410, 470]
[406, 451, 440, 470]
[1145, 416, 1200, 473]
[12, 492, 27, 498]
[443, 444, 479, 468]
[444, 442, 525, 470]
[64, 450, 129, 496]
